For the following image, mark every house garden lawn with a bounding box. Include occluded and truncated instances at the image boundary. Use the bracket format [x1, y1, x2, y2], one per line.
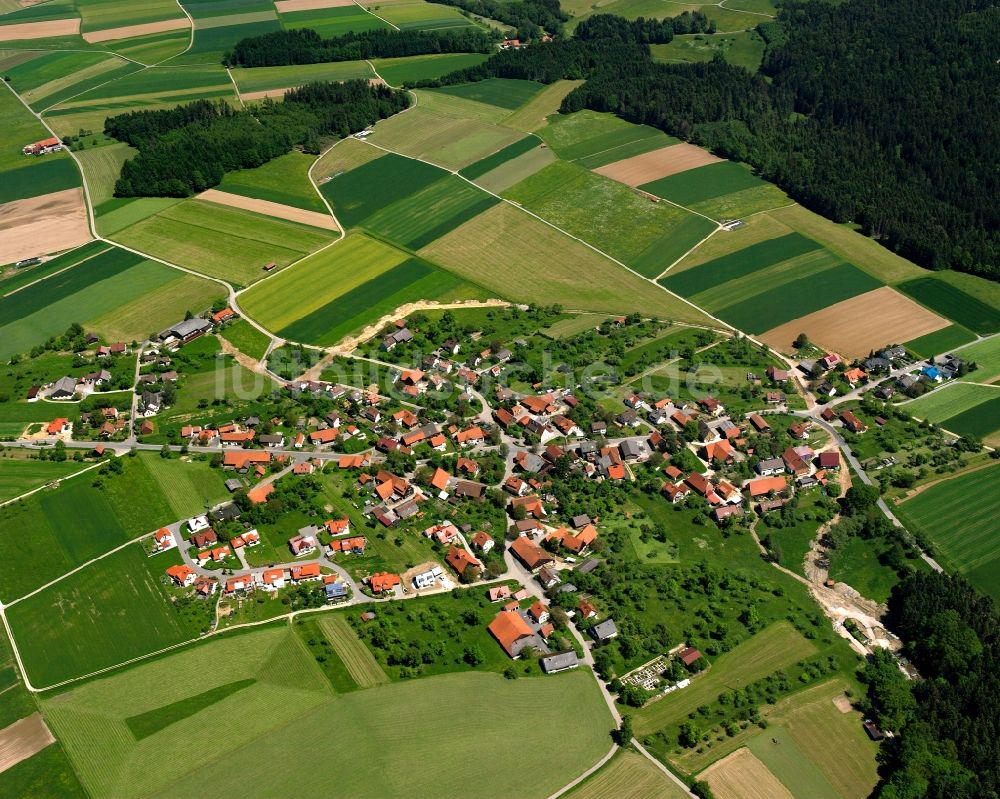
[903, 324, 977, 359]
[503, 160, 717, 278]
[420, 202, 716, 324]
[216, 151, 325, 213]
[217, 319, 270, 361]
[229, 60, 375, 94]
[895, 464, 1000, 600]
[371, 52, 488, 86]
[756, 491, 828, 578]
[0, 455, 89, 502]
[565, 749, 691, 799]
[7, 542, 213, 687]
[111, 198, 334, 287]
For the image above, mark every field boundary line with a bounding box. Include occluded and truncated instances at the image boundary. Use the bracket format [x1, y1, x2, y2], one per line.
[0, 45, 148, 66]
[743, 201, 798, 219]
[226, 66, 246, 109]
[38, 57, 149, 114]
[545, 743, 618, 799]
[656, 225, 721, 279]
[358, 137, 735, 333]
[353, 0, 399, 30]
[0, 459, 105, 509]
[160, 0, 196, 65]
[1, 243, 113, 297]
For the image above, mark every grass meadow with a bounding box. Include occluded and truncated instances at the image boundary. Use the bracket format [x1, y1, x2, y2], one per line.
[651, 30, 766, 72]
[43, 621, 612, 799]
[77, 0, 185, 30]
[218, 319, 271, 361]
[955, 335, 1000, 382]
[639, 160, 781, 218]
[503, 160, 717, 277]
[430, 77, 544, 110]
[2, 49, 141, 111]
[73, 142, 134, 205]
[230, 59, 375, 94]
[314, 615, 389, 688]
[566, 750, 690, 799]
[112, 199, 335, 286]
[896, 465, 1000, 599]
[473, 144, 556, 193]
[898, 276, 1000, 334]
[0, 456, 88, 502]
[904, 382, 999, 426]
[217, 151, 325, 212]
[902, 324, 976, 358]
[371, 52, 489, 86]
[371, 0, 476, 30]
[537, 109, 673, 165]
[459, 134, 540, 179]
[421, 202, 714, 323]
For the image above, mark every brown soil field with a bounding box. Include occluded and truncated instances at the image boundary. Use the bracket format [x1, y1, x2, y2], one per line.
[0, 188, 91, 265]
[196, 188, 338, 231]
[0, 17, 80, 40]
[759, 286, 949, 358]
[276, 0, 358, 10]
[241, 77, 383, 101]
[700, 748, 794, 799]
[0, 713, 55, 773]
[594, 142, 722, 186]
[82, 18, 190, 43]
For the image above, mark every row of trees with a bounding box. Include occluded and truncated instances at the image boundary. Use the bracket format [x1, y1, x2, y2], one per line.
[422, 0, 999, 281]
[108, 81, 409, 197]
[574, 11, 713, 42]
[430, 0, 567, 40]
[225, 27, 493, 68]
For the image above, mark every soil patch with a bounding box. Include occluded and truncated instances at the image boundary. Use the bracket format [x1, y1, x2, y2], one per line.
[275, 0, 358, 9]
[0, 713, 55, 774]
[82, 18, 190, 43]
[0, 188, 91, 265]
[832, 695, 853, 713]
[196, 188, 339, 231]
[594, 142, 721, 186]
[0, 17, 80, 40]
[700, 747, 794, 799]
[759, 286, 949, 359]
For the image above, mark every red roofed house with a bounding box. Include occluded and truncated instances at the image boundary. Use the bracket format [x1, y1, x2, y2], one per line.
[291, 563, 321, 582]
[223, 450, 271, 472]
[747, 476, 787, 497]
[446, 545, 481, 579]
[212, 307, 235, 324]
[166, 564, 196, 587]
[488, 610, 538, 658]
[527, 601, 550, 625]
[325, 518, 350, 536]
[470, 531, 494, 553]
[260, 568, 286, 590]
[701, 439, 735, 464]
[288, 534, 317, 556]
[153, 528, 174, 551]
[818, 451, 841, 470]
[47, 418, 70, 435]
[840, 410, 867, 434]
[368, 572, 400, 593]
[454, 426, 485, 447]
[679, 646, 702, 666]
[226, 574, 253, 594]
[430, 467, 451, 492]
[509, 536, 554, 572]
[247, 483, 274, 504]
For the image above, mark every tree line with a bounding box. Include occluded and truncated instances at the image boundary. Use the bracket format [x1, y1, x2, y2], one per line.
[574, 11, 713, 42]
[225, 27, 493, 68]
[431, 0, 567, 40]
[421, 0, 1000, 281]
[107, 81, 409, 197]
[862, 571, 999, 798]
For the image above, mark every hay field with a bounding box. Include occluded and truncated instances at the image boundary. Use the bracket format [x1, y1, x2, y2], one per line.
[700, 748, 794, 799]
[566, 750, 690, 799]
[595, 142, 722, 186]
[474, 145, 556, 194]
[537, 109, 671, 164]
[229, 59, 374, 94]
[633, 622, 817, 735]
[421, 202, 714, 324]
[759, 286, 949, 357]
[111, 198, 334, 286]
[315, 615, 389, 687]
[74, 142, 134, 205]
[216, 151, 326, 213]
[0, 187, 91, 265]
[896, 464, 1000, 599]
[503, 79, 583, 132]
[503, 160, 716, 277]
[313, 136, 385, 182]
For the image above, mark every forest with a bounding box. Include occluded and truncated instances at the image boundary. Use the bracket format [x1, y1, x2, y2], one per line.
[424, 0, 1000, 281]
[864, 571, 999, 798]
[432, 0, 567, 40]
[108, 81, 409, 197]
[225, 27, 493, 68]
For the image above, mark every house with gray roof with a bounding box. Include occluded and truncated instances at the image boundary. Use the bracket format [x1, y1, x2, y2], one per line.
[541, 651, 580, 674]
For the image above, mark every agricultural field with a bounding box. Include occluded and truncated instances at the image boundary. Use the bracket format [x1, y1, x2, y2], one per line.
[954, 335, 1000, 383]
[217, 318, 271, 361]
[502, 160, 717, 277]
[421, 202, 715, 323]
[366, 0, 477, 30]
[43, 622, 612, 799]
[563, 0, 775, 33]
[366, 104, 525, 170]
[0, 452, 226, 600]
[240, 233, 489, 345]
[639, 160, 789, 220]
[895, 465, 1000, 599]
[898, 276, 1000, 334]
[429, 77, 544, 110]
[566, 750, 690, 799]
[594, 141, 720, 187]
[312, 135, 384, 182]
[651, 30, 766, 72]
[229, 59, 375, 96]
[503, 79, 583, 133]
[903, 382, 1000, 442]
[0, 186, 92, 266]
[537, 109, 676, 167]
[661, 232, 885, 334]
[77, 0, 187, 32]
[278, 4, 390, 37]
[902, 324, 976, 359]
[110, 198, 335, 286]
[0, 244, 219, 358]
[459, 134, 543, 179]
[73, 141, 135, 205]
[313, 615, 389, 688]
[0, 49, 142, 112]
[371, 52, 489, 86]
[0, 455, 89, 502]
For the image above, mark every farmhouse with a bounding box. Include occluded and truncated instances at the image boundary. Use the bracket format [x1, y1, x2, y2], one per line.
[160, 318, 212, 345]
[747, 476, 787, 497]
[22, 136, 62, 155]
[368, 572, 400, 593]
[49, 377, 77, 400]
[488, 610, 546, 659]
[166, 564, 196, 587]
[509, 536, 554, 572]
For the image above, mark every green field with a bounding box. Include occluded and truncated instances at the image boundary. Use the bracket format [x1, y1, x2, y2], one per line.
[633, 622, 819, 735]
[0, 456, 88, 502]
[0, 245, 202, 359]
[94, 196, 182, 236]
[105, 28, 190, 63]
[903, 323, 977, 358]
[537, 109, 674, 165]
[904, 382, 1000, 428]
[183, 18, 281, 62]
[320, 152, 446, 227]
[217, 151, 324, 212]
[217, 319, 270, 361]
[371, 52, 489, 86]
[955, 335, 1000, 382]
[77, 0, 185, 31]
[361, 173, 499, 248]
[230, 60, 375, 94]
[0, 453, 226, 600]
[430, 78, 544, 110]
[827, 535, 914, 605]
[371, 0, 476, 30]
[421, 200, 715, 324]
[566, 750, 690, 799]
[639, 160, 770, 208]
[279, 5, 389, 37]
[896, 465, 1000, 599]
[564, 0, 772, 33]
[0, 239, 108, 294]
[935, 395, 1000, 441]
[898, 276, 1000, 334]
[2, 50, 142, 111]
[651, 30, 766, 72]
[474, 143, 557, 193]
[49, 64, 232, 108]
[314, 615, 389, 688]
[7, 541, 210, 686]
[242, 233, 488, 346]
[73, 142, 134, 205]
[746, 724, 840, 799]
[0, 741, 89, 799]
[503, 160, 717, 277]
[44, 622, 612, 799]
[111, 198, 334, 286]
[459, 134, 541, 179]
